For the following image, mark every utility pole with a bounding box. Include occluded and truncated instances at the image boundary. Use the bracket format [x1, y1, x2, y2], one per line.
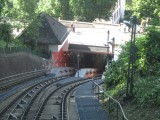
[106, 30, 110, 70]
[111, 37, 115, 61]
[77, 53, 80, 77]
[126, 16, 137, 98]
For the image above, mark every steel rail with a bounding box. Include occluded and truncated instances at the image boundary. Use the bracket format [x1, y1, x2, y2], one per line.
[33, 78, 91, 120]
[6, 79, 54, 120]
[0, 75, 69, 119]
[20, 78, 60, 120]
[0, 69, 45, 82]
[0, 69, 46, 91]
[61, 79, 91, 120]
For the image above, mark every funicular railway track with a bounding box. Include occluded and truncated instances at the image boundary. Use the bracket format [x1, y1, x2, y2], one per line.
[33, 78, 90, 120]
[0, 75, 69, 119]
[0, 72, 93, 120]
[0, 69, 46, 92]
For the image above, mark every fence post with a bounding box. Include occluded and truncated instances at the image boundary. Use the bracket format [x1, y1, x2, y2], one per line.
[122, 115, 124, 120]
[3, 47, 5, 55]
[117, 103, 119, 120]
[98, 86, 99, 101]
[109, 97, 111, 114]
[92, 79, 94, 90]
[21, 46, 23, 52]
[9, 47, 11, 53]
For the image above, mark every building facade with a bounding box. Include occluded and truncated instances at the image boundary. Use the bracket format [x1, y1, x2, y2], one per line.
[112, 0, 126, 24]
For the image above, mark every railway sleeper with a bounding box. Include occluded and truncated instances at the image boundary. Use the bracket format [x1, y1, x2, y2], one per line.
[8, 113, 18, 119]
[26, 93, 32, 97]
[35, 86, 39, 89]
[59, 114, 67, 119]
[20, 99, 28, 104]
[16, 103, 24, 109]
[39, 84, 44, 87]
[59, 109, 67, 113]
[52, 115, 59, 120]
[44, 81, 48, 84]
[63, 89, 68, 93]
[67, 87, 70, 90]
[30, 90, 35, 94]
[58, 96, 62, 99]
[56, 100, 61, 104]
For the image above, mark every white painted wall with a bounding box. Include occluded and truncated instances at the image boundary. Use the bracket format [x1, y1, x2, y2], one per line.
[112, 0, 126, 24]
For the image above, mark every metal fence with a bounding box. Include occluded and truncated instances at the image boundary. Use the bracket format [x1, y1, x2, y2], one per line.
[92, 75, 128, 120]
[0, 47, 51, 59]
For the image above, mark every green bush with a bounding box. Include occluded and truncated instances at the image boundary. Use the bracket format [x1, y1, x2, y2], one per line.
[0, 40, 5, 48]
[134, 76, 160, 106]
[104, 43, 130, 90]
[104, 27, 160, 107]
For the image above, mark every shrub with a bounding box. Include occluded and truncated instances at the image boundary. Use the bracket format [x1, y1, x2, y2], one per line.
[134, 76, 160, 106]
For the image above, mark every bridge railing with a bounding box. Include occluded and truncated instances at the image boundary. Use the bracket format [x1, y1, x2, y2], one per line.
[92, 75, 128, 120]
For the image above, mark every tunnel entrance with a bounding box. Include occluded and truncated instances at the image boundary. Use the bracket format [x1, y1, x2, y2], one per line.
[69, 52, 110, 73]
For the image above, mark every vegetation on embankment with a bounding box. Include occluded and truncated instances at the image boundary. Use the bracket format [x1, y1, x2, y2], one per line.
[104, 27, 160, 120]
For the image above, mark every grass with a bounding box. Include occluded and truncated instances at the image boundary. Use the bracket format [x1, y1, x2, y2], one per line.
[120, 98, 160, 120]
[103, 82, 160, 120]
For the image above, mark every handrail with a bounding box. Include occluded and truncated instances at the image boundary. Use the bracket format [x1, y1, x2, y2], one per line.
[92, 75, 128, 120]
[104, 93, 128, 120]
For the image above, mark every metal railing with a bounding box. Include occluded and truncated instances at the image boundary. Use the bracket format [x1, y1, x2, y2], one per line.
[92, 75, 128, 120]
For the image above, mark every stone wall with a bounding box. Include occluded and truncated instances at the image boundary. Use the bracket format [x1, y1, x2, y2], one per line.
[0, 52, 50, 78]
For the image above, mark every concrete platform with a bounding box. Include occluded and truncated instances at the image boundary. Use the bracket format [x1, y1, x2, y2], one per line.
[75, 81, 110, 120]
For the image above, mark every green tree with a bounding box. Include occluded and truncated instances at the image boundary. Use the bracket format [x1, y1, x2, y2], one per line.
[36, 0, 55, 16]
[56, 0, 73, 20]
[132, 0, 160, 20]
[2, 0, 117, 23]
[0, 22, 13, 48]
[16, 0, 39, 20]
[126, 0, 133, 9]
[70, 0, 116, 22]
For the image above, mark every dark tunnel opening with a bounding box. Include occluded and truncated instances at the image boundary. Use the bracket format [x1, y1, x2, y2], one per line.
[69, 52, 112, 73]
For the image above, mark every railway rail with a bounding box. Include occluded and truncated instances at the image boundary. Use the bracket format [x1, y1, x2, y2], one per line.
[0, 75, 69, 119]
[0, 73, 92, 120]
[0, 69, 46, 92]
[25, 78, 90, 120]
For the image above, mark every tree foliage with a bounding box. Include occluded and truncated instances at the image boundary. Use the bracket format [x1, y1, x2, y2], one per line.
[36, 0, 55, 16]
[70, 0, 116, 22]
[104, 28, 160, 106]
[0, 0, 117, 48]
[132, 0, 160, 19]
[0, 22, 13, 48]
[125, 0, 133, 9]
[1, 0, 116, 22]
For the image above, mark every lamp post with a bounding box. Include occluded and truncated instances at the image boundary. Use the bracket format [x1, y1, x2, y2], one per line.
[126, 16, 137, 98]
[106, 30, 110, 70]
[77, 53, 80, 77]
[111, 37, 115, 61]
[107, 37, 115, 67]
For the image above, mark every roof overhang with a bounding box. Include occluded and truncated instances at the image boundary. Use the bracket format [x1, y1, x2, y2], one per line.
[68, 44, 112, 54]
